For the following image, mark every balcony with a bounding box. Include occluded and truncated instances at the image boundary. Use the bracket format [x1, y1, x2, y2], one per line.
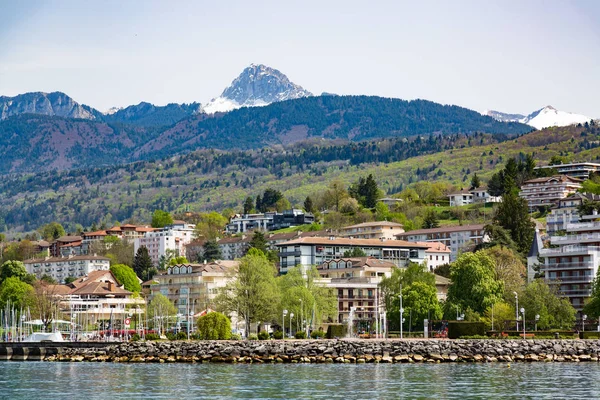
[539, 246, 600, 256]
[278, 250, 301, 257]
[545, 275, 593, 283]
[559, 289, 592, 297]
[551, 233, 600, 245]
[542, 261, 595, 271]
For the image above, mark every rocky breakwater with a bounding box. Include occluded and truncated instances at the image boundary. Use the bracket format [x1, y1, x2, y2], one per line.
[38, 339, 600, 363]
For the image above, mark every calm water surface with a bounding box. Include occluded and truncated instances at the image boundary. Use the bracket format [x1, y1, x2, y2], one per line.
[0, 362, 598, 399]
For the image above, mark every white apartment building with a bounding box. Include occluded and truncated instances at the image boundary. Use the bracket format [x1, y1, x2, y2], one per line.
[226, 213, 275, 233]
[338, 221, 405, 240]
[150, 260, 237, 316]
[519, 175, 583, 210]
[276, 237, 430, 274]
[396, 224, 487, 261]
[529, 214, 600, 311]
[24, 255, 111, 283]
[134, 222, 196, 266]
[535, 162, 600, 179]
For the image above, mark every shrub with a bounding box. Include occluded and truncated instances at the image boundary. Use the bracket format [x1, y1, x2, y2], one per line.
[165, 332, 176, 341]
[581, 331, 600, 339]
[145, 333, 160, 341]
[190, 333, 202, 340]
[447, 322, 485, 339]
[326, 325, 347, 339]
[295, 331, 306, 339]
[131, 333, 141, 342]
[258, 331, 270, 340]
[248, 333, 258, 341]
[230, 333, 242, 340]
[176, 332, 187, 340]
[196, 312, 232, 340]
[311, 330, 326, 339]
[273, 330, 284, 339]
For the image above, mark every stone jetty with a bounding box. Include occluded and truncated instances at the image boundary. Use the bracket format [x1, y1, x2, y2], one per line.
[2, 339, 600, 363]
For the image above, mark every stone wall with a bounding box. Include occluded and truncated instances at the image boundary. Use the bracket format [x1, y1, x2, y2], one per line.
[2, 339, 600, 363]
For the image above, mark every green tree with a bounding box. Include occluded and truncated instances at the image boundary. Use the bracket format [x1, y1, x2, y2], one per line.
[168, 256, 188, 266]
[303, 196, 315, 214]
[520, 279, 576, 330]
[151, 209, 173, 228]
[446, 251, 504, 316]
[110, 264, 142, 292]
[584, 269, 600, 318]
[481, 302, 514, 331]
[493, 191, 535, 255]
[259, 188, 284, 212]
[349, 174, 381, 208]
[243, 196, 254, 214]
[38, 222, 66, 241]
[133, 246, 154, 281]
[343, 248, 367, 257]
[422, 209, 440, 229]
[275, 197, 291, 212]
[196, 312, 232, 340]
[248, 231, 268, 254]
[276, 266, 337, 331]
[194, 211, 227, 240]
[40, 274, 57, 284]
[0, 260, 30, 284]
[147, 292, 177, 331]
[215, 251, 280, 336]
[401, 281, 443, 330]
[470, 173, 481, 189]
[201, 239, 222, 262]
[0, 276, 35, 311]
[481, 246, 525, 302]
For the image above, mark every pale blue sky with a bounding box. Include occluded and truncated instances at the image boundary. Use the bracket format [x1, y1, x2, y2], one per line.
[1, 0, 599, 116]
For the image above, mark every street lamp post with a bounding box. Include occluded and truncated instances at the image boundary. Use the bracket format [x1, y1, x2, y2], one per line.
[299, 299, 304, 334]
[290, 313, 294, 338]
[514, 292, 519, 331]
[520, 308, 525, 339]
[535, 314, 540, 332]
[583, 314, 588, 333]
[399, 293, 404, 339]
[455, 305, 460, 320]
[282, 309, 288, 338]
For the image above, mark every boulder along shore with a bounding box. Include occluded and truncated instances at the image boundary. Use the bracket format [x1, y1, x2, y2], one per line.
[3, 339, 600, 363]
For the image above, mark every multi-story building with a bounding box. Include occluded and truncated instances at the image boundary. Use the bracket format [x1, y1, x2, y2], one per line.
[519, 175, 583, 211]
[317, 257, 394, 324]
[276, 237, 430, 274]
[395, 224, 487, 261]
[546, 193, 600, 234]
[529, 212, 600, 311]
[447, 189, 473, 207]
[150, 260, 238, 316]
[225, 209, 314, 234]
[49, 236, 84, 257]
[24, 255, 111, 283]
[535, 162, 600, 179]
[337, 221, 405, 240]
[134, 222, 196, 266]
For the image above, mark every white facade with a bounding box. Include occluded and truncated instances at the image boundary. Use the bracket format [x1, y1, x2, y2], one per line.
[276, 237, 429, 274]
[470, 188, 502, 204]
[226, 213, 274, 234]
[519, 175, 583, 210]
[396, 224, 487, 261]
[134, 223, 196, 266]
[24, 255, 110, 283]
[338, 221, 405, 240]
[535, 162, 600, 179]
[448, 190, 473, 207]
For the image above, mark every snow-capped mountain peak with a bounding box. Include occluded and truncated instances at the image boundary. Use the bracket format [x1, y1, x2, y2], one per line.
[483, 106, 592, 129]
[104, 106, 122, 115]
[202, 64, 312, 114]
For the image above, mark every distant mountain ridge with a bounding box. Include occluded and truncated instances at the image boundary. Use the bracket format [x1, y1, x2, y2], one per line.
[202, 64, 312, 113]
[104, 102, 202, 127]
[484, 106, 592, 129]
[0, 92, 102, 120]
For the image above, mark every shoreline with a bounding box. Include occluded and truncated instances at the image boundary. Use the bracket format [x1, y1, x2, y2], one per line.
[2, 339, 600, 363]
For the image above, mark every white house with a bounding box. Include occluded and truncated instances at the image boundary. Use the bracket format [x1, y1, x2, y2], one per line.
[134, 222, 196, 266]
[448, 189, 474, 207]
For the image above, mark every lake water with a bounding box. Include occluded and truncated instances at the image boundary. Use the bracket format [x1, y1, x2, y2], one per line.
[0, 362, 598, 399]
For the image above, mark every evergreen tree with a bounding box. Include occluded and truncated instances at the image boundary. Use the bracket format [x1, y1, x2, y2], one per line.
[248, 231, 268, 254]
[487, 171, 505, 197]
[201, 239, 222, 262]
[255, 195, 262, 213]
[303, 196, 315, 213]
[470, 173, 481, 189]
[493, 191, 535, 255]
[422, 209, 440, 229]
[243, 196, 254, 214]
[133, 246, 154, 281]
[260, 188, 284, 212]
[349, 173, 380, 208]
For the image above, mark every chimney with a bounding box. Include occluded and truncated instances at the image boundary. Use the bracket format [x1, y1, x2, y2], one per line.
[107, 281, 114, 292]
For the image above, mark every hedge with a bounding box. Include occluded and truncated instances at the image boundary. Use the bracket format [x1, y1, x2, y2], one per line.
[326, 324, 347, 339]
[448, 322, 485, 339]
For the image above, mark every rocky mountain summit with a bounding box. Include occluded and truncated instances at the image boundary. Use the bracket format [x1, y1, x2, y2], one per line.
[202, 64, 312, 113]
[0, 92, 100, 120]
[484, 105, 592, 129]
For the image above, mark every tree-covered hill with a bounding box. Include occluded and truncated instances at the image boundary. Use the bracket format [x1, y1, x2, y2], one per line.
[1, 123, 597, 234]
[135, 95, 532, 159]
